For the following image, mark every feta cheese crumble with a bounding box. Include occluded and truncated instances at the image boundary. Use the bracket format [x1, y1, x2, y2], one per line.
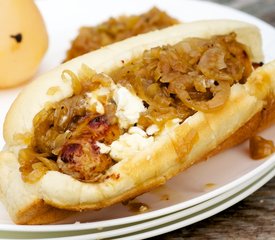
[146, 124, 159, 135]
[113, 87, 146, 129]
[110, 127, 154, 161]
[96, 126, 154, 162]
[86, 87, 111, 114]
[96, 141, 111, 154]
[86, 85, 145, 129]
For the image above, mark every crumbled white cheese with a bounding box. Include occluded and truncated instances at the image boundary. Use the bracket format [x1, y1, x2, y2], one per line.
[171, 118, 182, 124]
[110, 127, 154, 161]
[89, 97, 104, 114]
[85, 83, 146, 129]
[146, 124, 159, 135]
[96, 141, 111, 154]
[96, 87, 111, 96]
[113, 86, 146, 129]
[86, 87, 110, 114]
[160, 118, 182, 136]
[128, 126, 147, 137]
[96, 126, 153, 161]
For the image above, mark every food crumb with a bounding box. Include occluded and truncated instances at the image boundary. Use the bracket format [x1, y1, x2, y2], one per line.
[204, 183, 216, 191]
[161, 194, 170, 201]
[249, 135, 275, 160]
[125, 201, 149, 213]
[139, 205, 149, 212]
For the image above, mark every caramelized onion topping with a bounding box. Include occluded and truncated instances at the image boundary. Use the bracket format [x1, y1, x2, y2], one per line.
[19, 148, 58, 183]
[249, 136, 275, 160]
[64, 7, 179, 61]
[111, 33, 252, 126]
[19, 33, 253, 183]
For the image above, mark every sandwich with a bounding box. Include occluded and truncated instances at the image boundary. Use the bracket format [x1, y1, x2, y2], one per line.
[1, 19, 274, 225]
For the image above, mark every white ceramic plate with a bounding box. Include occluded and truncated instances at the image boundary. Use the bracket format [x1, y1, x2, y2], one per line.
[0, 0, 275, 234]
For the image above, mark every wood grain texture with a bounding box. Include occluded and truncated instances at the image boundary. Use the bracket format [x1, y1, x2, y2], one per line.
[149, 0, 275, 239]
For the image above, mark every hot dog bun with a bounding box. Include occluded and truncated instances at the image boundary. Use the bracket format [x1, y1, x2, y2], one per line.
[1, 20, 274, 225]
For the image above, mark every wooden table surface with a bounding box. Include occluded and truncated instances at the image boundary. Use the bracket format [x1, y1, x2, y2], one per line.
[150, 0, 275, 239]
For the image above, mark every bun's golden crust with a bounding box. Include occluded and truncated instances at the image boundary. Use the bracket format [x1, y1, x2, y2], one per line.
[1, 20, 274, 225]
